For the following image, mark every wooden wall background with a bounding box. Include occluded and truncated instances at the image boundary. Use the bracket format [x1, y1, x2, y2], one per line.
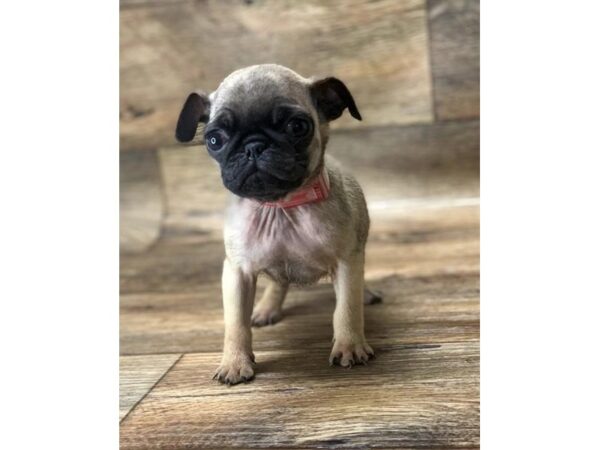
[120, 0, 479, 252]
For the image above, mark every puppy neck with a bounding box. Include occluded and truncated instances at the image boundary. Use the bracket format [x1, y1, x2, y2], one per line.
[258, 168, 330, 209]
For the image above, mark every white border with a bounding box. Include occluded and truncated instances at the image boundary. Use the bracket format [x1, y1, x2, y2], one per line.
[0, 1, 118, 448]
[1, 1, 600, 448]
[483, 1, 600, 448]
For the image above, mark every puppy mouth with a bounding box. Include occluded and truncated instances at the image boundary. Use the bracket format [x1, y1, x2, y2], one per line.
[222, 157, 308, 201]
[255, 158, 307, 182]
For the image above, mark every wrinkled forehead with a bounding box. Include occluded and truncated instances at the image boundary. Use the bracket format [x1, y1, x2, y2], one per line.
[210, 67, 314, 122]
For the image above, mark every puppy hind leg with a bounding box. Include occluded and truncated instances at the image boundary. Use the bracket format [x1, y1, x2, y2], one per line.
[252, 278, 289, 327]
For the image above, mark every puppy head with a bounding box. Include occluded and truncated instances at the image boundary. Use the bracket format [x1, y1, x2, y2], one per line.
[175, 64, 361, 201]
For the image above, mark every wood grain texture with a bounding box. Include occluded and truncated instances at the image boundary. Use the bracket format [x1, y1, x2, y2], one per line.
[120, 1, 479, 444]
[120, 205, 479, 354]
[120, 0, 433, 151]
[328, 120, 479, 201]
[151, 120, 479, 237]
[120, 353, 181, 420]
[119, 202, 479, 446]
[158, 145, 228, 236]
[120, 273, 480, 355]
[428, 0, 480, 120]
[119, 204, 478, 295]
[120, 149, 165, 253]
[120, 343, 479, 448]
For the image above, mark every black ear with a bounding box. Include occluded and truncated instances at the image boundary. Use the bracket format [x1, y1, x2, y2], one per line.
[310, 77, 362, 122]
[175, 92, 211, 143]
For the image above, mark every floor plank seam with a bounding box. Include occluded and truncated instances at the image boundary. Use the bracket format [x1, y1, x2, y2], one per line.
[119, 338, 480, 357]
[120, 353, 184, 424]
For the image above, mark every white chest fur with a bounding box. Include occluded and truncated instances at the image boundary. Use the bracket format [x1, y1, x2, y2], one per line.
[224, 200, 339, 284]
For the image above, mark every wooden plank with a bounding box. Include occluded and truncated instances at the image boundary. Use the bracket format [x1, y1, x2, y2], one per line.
[120, 149, 164, 253]
[119, 203, 479, 289]
[120, 0, 433, 151]
[120, 203, 479, 294]
[328, 120, 479, 201]
[428, 0, 480, 120]
[119, 353, 181, 420]
[158, 145, 228, 236]
[121, 119, 479, 255]
[120, 272, 480, 354]
[120, 237, 225, 293]
[154, 120, 479, 236]
[120, 343, 479, 448]
[120, 204, 479, 355]
[120, 178, 479, 445]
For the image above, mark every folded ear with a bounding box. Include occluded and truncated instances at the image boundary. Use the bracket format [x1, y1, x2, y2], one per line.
[175, 91, 211, 143]
[310, 77, 362, 122]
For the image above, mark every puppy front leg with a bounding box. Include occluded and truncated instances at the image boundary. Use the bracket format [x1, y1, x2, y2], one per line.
[214, 258, 256, 385]
[330, 251, 374, 367]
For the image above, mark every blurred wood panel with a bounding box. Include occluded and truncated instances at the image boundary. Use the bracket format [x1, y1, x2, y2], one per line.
[428, 0, 480, 120]
[120, 343, 479, 448]
[120, 0, 433, 151]
[120, 204, 478, 294]
[120, 238, 225, 294]
[120, 149, 164, 252]
[120, 120, 479, 251]
[152, 120, 479, 237]
[330, 121, 479, 174]
[120, 205, 479, 354]
[158, 145, 227, 235]
[119, 353, 180, 420]
[328, 120, 479, 200]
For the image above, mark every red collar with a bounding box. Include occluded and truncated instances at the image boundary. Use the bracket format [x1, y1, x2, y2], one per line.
[260, 169, 330, 208]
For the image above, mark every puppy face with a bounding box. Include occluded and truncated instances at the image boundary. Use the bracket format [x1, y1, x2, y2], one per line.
[175, 64, 361, 201]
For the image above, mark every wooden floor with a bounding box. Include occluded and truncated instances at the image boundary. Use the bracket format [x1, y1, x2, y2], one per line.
[120, 197, 479, 449]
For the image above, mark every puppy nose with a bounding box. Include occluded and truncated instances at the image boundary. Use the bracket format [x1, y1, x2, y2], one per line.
[244, 141, 267, 159]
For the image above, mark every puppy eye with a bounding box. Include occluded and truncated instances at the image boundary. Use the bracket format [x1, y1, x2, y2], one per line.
[286, 118, 310, 137]
[205, 130, 228, 151]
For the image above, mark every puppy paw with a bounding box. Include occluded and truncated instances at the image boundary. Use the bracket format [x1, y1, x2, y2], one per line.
[329, 339, 374, 368]
[251, 307, 282, 327]
[213, 355, 255, 385]
[364, 288, 383, 305]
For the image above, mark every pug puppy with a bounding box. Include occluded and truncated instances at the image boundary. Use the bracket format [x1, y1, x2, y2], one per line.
[176, 64, 378, 385]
